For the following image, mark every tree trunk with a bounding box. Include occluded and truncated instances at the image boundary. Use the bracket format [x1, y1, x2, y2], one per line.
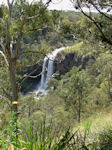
[8, 58, 18, 143]
[9, 58, 18, 113]
[78, 97, 81, 123]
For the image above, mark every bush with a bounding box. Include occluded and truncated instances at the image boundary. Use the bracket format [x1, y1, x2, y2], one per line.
[98, 125, 112, 150]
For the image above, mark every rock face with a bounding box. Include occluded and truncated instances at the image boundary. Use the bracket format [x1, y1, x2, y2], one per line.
[21, 51, 95, 93]
[55, 52, 95, 75]
[21, 60, 43, 93]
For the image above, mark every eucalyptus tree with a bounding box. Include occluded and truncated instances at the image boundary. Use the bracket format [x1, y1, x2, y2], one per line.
[95, 53, 112, 101]
[70, 0, 112, 46]
[68, 67, 88, 123]
[57, 67, 88, 123]
[0, 0, 52, 115]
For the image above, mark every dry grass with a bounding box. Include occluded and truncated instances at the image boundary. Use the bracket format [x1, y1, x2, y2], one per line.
[73, 107, 112, 135]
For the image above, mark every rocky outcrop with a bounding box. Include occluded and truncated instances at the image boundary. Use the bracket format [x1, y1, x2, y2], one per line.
[21, 51, 95, 93]
[21, 60, 43, 93]
[55, 52, 95, 75]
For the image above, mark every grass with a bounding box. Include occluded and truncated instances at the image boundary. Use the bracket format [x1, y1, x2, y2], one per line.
[60, 40, 98, 57]
[1, 107, 112, 149]
[72, 107, 112, 143]
[80, 109, 112, 133]
[60, 40, 105, 58]
[69, 108, 112, 149]
[77, 111, 112, 130]
[62, 42, 84, 55]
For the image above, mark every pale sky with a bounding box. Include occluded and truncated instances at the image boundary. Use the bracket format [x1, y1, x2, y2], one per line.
[44, 0, 75, 10]
[0, 0, 76, 11]
[0, 0, 111, 13]
[0, 0, 96, 12]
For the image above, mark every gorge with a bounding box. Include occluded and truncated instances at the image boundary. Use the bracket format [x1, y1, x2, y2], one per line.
[21, 45, 95, 94]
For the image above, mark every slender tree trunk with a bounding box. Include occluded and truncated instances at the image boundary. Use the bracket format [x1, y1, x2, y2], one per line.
[8, 57, 18, 145]
[78, 97, 81, 123]
[108, 73, 112, 101]
[9, 58, 18, 113]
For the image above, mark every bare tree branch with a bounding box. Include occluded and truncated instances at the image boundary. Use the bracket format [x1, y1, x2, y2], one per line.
[15, 0, 52, 58]
[0, 95, 11, 108]
[19, 68, 41, 87]
[0, 50, 9, 67]
[76, 0, 112, 45]
[26, 72, 42, 79]
[11, 0, 15, 6]
[90, 0, 112, 21]
[45, 0, 52, 7]
[27, 14, 40, 20]
[15, 18, 26, 59]
[7, 0, 10, 7]
[19, 60, 43, 88]
[0, 86, 12, 101]
[27, 0, 52, 20]
[24, 26, 48, 34]
[6, 0, 12, 58]
[0, 38, 6, 53]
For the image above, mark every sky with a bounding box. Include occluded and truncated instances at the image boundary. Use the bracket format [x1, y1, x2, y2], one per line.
[43, 0, 75, 10]
[0, 0, 111, 13]
[0, 0, 75, 11]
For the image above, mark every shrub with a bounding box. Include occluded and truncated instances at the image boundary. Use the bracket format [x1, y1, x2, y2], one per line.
[98, 125, 112, 150]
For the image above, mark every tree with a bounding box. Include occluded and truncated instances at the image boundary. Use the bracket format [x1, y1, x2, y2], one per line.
[57, 67, 87, 123]
[71, 0, 112, 46]
[0, 0, 53, 119]
[69, 67, 87, 123]
[96, 53, 112, 101]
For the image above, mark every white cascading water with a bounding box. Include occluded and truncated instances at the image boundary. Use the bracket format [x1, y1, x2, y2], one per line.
[40, 57, 48, 89]
[45, 58, 54, 88]
[36, 47, 65, 94]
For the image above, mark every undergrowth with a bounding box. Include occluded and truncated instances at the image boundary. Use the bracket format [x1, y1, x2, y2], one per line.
[1, 112, 112, 149]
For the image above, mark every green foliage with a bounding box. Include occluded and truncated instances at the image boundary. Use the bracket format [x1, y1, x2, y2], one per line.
[98, 125, 112, 149]
[74, 13, 112, 47]
[6, 113, 20, 147]
[62, 42, 84, 54]
[22, 117, 73, 150]
[0, 112, 21, 149]
[1, 2, 112, 149]
[60, 19, 74, 36]
[0, 115, 83, 150]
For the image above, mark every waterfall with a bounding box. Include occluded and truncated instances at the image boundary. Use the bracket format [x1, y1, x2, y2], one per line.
[38, 47, 65, 92]
[40, 57, 48, 89]
[45, 58, 54, 87]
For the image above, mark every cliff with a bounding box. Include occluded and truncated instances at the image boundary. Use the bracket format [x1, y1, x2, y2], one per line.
[21, 51, 95, 93]
[21, 60, 43, 93]
[55, 51, 95, 75]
